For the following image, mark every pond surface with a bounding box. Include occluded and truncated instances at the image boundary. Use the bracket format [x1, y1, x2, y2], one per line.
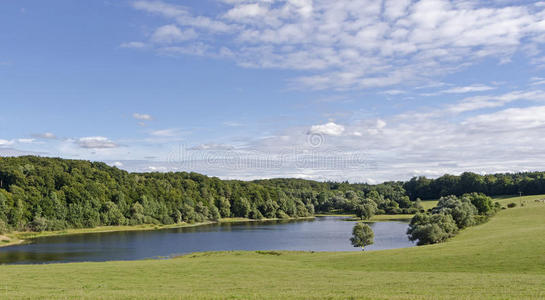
[0, 216, 414, 264]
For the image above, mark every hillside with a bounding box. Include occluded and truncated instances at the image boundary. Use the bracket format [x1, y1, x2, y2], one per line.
[0, 195, 543, 299]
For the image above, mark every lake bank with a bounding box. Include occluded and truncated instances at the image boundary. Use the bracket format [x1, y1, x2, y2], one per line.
[0, 216, 414, 264]
[0, 216, 316, 249]
[0, 213, 415, 249]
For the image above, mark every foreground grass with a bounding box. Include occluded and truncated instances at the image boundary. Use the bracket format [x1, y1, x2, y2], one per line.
[0, 195, 544, 299]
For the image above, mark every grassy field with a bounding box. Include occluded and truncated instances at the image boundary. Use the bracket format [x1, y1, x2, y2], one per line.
[0, 195, 544, 299]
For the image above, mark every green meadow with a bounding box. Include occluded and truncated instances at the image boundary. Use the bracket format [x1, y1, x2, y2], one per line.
[0, 195, 544, 299]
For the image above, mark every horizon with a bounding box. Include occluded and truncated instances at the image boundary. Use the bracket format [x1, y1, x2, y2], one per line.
[2, 0, 545, 183]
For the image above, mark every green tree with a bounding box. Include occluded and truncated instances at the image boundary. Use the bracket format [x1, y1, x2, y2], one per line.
[407, 213, 459, 245]
[350, 223, 374, 250]
[464, 193, 494, 215]
[355, 199, 377, 220]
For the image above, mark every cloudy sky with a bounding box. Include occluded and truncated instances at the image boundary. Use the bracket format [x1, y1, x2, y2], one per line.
[1, 0, 545, 183]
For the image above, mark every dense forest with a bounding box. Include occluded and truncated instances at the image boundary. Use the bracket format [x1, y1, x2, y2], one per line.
[0, 156, 416, 232]
[403, 172, 545, 200]
[1, 156, 543, 233]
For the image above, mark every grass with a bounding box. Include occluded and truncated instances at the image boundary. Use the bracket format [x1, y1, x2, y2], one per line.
[420, 199, 438, 210]
[0, 195, 544, 299]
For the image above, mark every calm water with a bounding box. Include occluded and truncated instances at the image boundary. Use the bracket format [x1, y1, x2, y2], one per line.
[0, 216, 414, 264]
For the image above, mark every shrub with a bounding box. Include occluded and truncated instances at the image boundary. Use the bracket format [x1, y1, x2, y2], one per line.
[29, 217, 49, 232]
[407, 213, 459, 245]
[432, 196, 477, 229]
[463, 193, 494, 215]
[507, 202, 517, 208]
[276, 210, 290, 219]
[0, 219, 9, 234]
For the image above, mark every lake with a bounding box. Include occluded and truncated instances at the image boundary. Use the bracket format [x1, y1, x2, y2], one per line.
[0, 216, 415, 264]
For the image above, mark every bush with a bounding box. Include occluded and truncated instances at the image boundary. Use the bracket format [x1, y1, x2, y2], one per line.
[507, 202, 517, 208]
[276, 210, 290, 219]
[0, 219, 9, 234]
[407, 213, 459, 245]
[463, 193, 494, 215]
[432, 196, 477, 229]
[29, 217, 49, 232]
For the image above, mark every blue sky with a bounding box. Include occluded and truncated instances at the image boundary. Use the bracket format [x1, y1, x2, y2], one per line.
[1, 0, 545, 183]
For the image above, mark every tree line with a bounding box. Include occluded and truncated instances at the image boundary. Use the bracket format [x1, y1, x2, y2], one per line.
[404, 172, 545, 200]
[0, 156, 418, 233]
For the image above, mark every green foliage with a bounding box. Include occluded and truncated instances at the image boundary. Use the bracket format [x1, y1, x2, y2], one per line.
[404, 171, 545, 200]
[408, 194, 497, 245]
[350, 223, 374, 249]
[432, 195, 477, 229]
[464, 192, 494, 215]
[407, 213, 459, 245]
[354, 199, 378, 220]
[0, 219, 9, 234]
[0, 156, 419, 232]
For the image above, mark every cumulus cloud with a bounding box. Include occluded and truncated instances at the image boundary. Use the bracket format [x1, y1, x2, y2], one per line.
[309, 122, 345, 136]
[150, 128, 183, 137]
[447, 90, 545, 113]
[189, 143, 235, 150]
[129, 0, 545, 90]
[0, 139, 14, 147]
[31, 132, 56, 139]
[120, 41, 147, 49]
[77, 136, 118, 149]
[133, 113, 153, 121]
[17, 138, 34, 144]
[440, 84, 496, 94]
[150, 25, 197, 44]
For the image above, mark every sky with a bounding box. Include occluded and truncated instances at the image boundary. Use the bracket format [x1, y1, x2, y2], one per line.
[1, 0, 545, 183]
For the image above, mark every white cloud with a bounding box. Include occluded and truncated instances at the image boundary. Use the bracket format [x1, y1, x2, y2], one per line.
[224, 4, 268, 19]
[0, 139, 14, 147]
[448, 90, 545, 113]
[531, 77, 545, 85]
[120, 41, 147, 49]
[309, 122, 345, 136]
[31, 132, 56, 139]
[17, 138, 34, 144]
[223, 121, 244, 127]
[383, 89, 406, 95]
[189, 143, 235, 150]
[77, 136, 118, 149]
[150, 128, 183, 137]
[151, 25, 197, 44]
[129, 0, 545, 90]
[133, 113, 153, 121]
[441, 84, 496, 94]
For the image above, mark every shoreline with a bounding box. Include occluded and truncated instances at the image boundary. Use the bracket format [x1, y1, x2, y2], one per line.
[0, 216, 316, 248]
[0, 214, 412, 249]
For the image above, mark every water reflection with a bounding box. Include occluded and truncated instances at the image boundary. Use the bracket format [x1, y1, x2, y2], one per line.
[0, 217, 414, 264]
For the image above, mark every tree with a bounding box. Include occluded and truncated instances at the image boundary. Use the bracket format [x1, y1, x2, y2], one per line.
[407, 213, 459, 245]
[432, 196, 477, 229]
[355, 199, 377, 220]
[350, 223, 374, 250]
[464, 193, 494, 215]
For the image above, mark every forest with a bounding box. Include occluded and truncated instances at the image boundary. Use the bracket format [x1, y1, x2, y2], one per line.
[0, 155, 543, 233]
[403, 172, 545, 200]
[0, 156, 415, 232]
